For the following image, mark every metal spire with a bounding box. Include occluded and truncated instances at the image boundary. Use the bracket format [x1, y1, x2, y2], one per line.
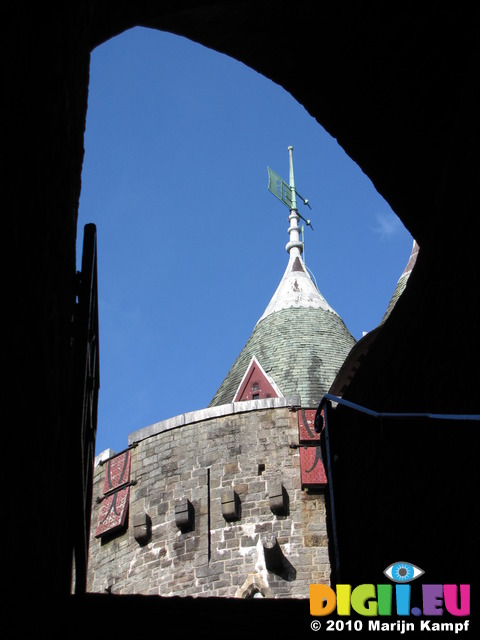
[267, 146, 313, 256]
[288, 145, 298, 211]
[286, 146, 303, 257]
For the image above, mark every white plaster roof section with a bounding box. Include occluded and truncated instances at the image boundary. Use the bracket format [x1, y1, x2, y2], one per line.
[256, 254, 337, 325]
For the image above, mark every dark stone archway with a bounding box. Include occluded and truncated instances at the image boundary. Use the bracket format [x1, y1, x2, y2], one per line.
[5, 1, 479, 632]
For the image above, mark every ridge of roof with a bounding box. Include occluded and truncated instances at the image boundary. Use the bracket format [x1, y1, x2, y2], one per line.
[381, 239, 419, 324]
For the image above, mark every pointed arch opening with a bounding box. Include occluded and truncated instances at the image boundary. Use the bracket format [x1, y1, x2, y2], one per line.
[236, 574, 272, 599]
[78, 26, 412, 456]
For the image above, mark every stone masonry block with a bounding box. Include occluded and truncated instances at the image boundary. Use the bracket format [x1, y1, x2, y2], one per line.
[268, 481, 289, 515]
[221, 489, 241, 521]
[133, 512, 151, 545]
[175, 499, 194, 532]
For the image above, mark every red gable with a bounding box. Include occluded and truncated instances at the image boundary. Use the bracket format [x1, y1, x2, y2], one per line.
[233, 356, 281, 403]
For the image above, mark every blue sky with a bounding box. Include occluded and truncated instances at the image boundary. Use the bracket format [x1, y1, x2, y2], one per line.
[77, 27, 413, 455]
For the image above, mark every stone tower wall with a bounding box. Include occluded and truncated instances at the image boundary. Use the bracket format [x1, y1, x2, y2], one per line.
[87, 399, 330, 598]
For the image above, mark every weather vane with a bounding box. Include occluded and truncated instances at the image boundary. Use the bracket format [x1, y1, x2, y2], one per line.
[267, 145, 313, 229]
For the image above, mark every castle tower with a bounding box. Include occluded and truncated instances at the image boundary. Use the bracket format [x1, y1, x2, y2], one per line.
[210, 146, 356, 409]
[329, 238, 419, 399]
[87, 149, 357, 600]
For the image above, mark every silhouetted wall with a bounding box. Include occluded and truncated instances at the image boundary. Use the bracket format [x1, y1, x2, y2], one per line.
[5, 1, 479, 634]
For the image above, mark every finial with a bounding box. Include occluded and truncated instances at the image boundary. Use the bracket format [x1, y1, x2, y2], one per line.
[267, 147, 312, 256]
[288, 146, 298, 212]
[286, 146, 303, 257]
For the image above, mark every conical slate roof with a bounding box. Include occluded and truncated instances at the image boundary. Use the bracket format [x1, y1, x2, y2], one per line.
[209, 250, 356, 408]
[210, 148, 356, 409]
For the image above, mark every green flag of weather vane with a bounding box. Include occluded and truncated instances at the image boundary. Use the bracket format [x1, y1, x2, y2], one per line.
[267, 145, 313, 229]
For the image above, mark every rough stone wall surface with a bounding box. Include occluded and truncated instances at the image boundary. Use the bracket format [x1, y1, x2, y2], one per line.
[87, 406, 329, 598]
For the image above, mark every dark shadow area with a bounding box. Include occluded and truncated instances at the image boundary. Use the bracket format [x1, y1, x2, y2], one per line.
[5, 1, 479, 632]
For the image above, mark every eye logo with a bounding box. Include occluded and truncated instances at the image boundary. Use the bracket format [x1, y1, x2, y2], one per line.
[384, 561, 424, 583]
